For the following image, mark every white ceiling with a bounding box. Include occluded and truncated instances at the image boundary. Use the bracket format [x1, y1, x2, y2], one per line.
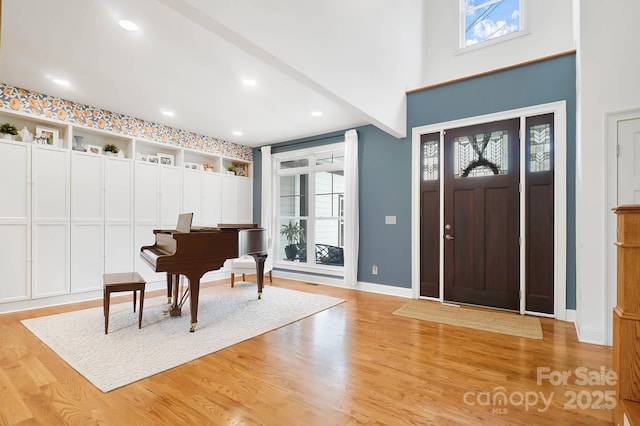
[0, 0, 422, 147]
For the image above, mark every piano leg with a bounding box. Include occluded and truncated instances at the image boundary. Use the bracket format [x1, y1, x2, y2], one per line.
[169, 274, 182, 316]
[186, 273, 204, 332]
[250, 253, 268, 300]
[166, 273, 172, 304]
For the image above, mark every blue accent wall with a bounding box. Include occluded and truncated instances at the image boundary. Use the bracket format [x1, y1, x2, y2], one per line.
[253, 53, 576, 309]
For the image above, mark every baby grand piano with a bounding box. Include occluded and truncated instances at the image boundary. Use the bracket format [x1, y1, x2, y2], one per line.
[140, 213, 267, 332]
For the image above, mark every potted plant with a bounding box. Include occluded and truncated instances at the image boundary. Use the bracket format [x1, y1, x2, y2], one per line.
[280, 221, 303, 260]
[227, 165, 237, 175]
[0, 123, 19, 140]
[103, 143, 120, 156]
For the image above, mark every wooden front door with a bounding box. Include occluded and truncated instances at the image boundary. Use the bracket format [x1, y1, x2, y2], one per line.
[443, 119, 520, 310]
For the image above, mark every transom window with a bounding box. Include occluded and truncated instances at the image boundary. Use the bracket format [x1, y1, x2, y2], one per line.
[275, 144, 345, 269]
[462, 0, 522, 48]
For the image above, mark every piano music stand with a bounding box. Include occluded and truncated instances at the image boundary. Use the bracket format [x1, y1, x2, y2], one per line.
[175, 212, 193, 233]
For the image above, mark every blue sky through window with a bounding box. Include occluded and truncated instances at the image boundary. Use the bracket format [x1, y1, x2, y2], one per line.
[464, 0, 521, 47]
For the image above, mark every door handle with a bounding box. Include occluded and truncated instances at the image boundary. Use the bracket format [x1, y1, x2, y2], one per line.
[444, 234, 455, 240]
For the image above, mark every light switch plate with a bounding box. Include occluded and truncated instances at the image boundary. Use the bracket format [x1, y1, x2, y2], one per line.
[385, 215, 396, 224]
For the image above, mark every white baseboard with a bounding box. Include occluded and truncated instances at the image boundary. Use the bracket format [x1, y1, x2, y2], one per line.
[0, 291, 105, 315]
[565, 309, 576, 322]
[0, 271, 230, 316]
[274, 270, 413, 298]
[574, 323, 605, 345]
[275, 270, 345, 287]
[355, 281, 413, 298]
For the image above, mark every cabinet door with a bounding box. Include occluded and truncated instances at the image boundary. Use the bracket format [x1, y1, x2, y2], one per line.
[237, 178, 253, 223]
[105, 157, 133, 222]
[221, 175, 238, 223]
[183, 169, 203, 224]
[32, 148, 70, 221]
[0, 141, 30, 220]
[134, 162, 159, 223]
[105, 223, 133, 273]
[71, 152, 103, 221]
[134, 223, 164, 283]
[70, 222, 104, 293]
[202, 172, 221, 226]
[32, 222, 69, 298]
[0, 223, 30, 302]
[160, 166, 182, 224]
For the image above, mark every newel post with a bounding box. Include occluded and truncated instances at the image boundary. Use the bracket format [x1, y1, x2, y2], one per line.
[612, 205, 640, 425]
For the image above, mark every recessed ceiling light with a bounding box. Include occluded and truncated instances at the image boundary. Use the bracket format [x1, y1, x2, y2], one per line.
[52, 78, 70, 86]
[242, 79, 257, 87]
[311, 111, 323, 117]
[118, 19, 139, 32]
[162, 110, 175, 117]
[233, 131, 243, 136]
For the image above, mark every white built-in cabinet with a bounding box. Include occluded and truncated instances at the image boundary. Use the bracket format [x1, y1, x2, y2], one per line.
[221, 175, 253, 224]
[104, 158, 134, 275]
[0, 141, 30, 302]
[135, 161, 161, 223]
[70, 151, 135, 292]
[0, 109, 253, 307]
[202, 172, 223, 225]
[32, 146, 70, 298]
[183, 169, 223, 226]
[159, 166, 183, 226]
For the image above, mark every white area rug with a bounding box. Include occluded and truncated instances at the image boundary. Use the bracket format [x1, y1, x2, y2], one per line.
[21, 283, 344, 392]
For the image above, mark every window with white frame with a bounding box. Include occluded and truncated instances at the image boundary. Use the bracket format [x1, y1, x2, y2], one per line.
[462, 0, 522, 48]
[275, 144, 345, 269]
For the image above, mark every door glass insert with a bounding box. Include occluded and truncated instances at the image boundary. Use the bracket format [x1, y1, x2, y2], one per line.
[422, 139, 439, 181]
[528, 123, 551, 172]
[454, 130, 508, 178]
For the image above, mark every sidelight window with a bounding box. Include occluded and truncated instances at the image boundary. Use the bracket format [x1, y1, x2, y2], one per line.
[422, 137, 439, 181]
[528, 123, 552, 172]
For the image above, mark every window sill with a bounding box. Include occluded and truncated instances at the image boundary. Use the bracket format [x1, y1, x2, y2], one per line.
[274, 261, 344, 276]
[455, 30, 530, 56]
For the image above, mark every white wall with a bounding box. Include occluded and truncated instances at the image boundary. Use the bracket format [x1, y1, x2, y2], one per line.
[574, 0, 640, 344]
[419, 0, 574, 88]
[157, 0, 424, 139]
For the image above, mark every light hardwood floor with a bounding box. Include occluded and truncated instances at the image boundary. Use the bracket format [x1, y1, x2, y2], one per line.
[0, 278, 613, 425]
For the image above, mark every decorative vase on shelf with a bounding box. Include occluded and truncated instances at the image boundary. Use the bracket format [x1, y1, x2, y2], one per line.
[72, 135, 86, 151]
[18, 127, 33, 142]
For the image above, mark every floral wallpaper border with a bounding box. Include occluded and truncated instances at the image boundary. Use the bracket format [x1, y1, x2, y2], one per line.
[0, 83, 252, 161]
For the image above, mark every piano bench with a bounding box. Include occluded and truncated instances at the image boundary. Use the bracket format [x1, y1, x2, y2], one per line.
[103, 272, 147, 335]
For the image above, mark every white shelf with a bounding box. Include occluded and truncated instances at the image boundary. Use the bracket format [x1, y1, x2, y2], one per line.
[71, 126, 133, 158]
[0, 110, 71, 149]
[0, 109, 250, 166]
